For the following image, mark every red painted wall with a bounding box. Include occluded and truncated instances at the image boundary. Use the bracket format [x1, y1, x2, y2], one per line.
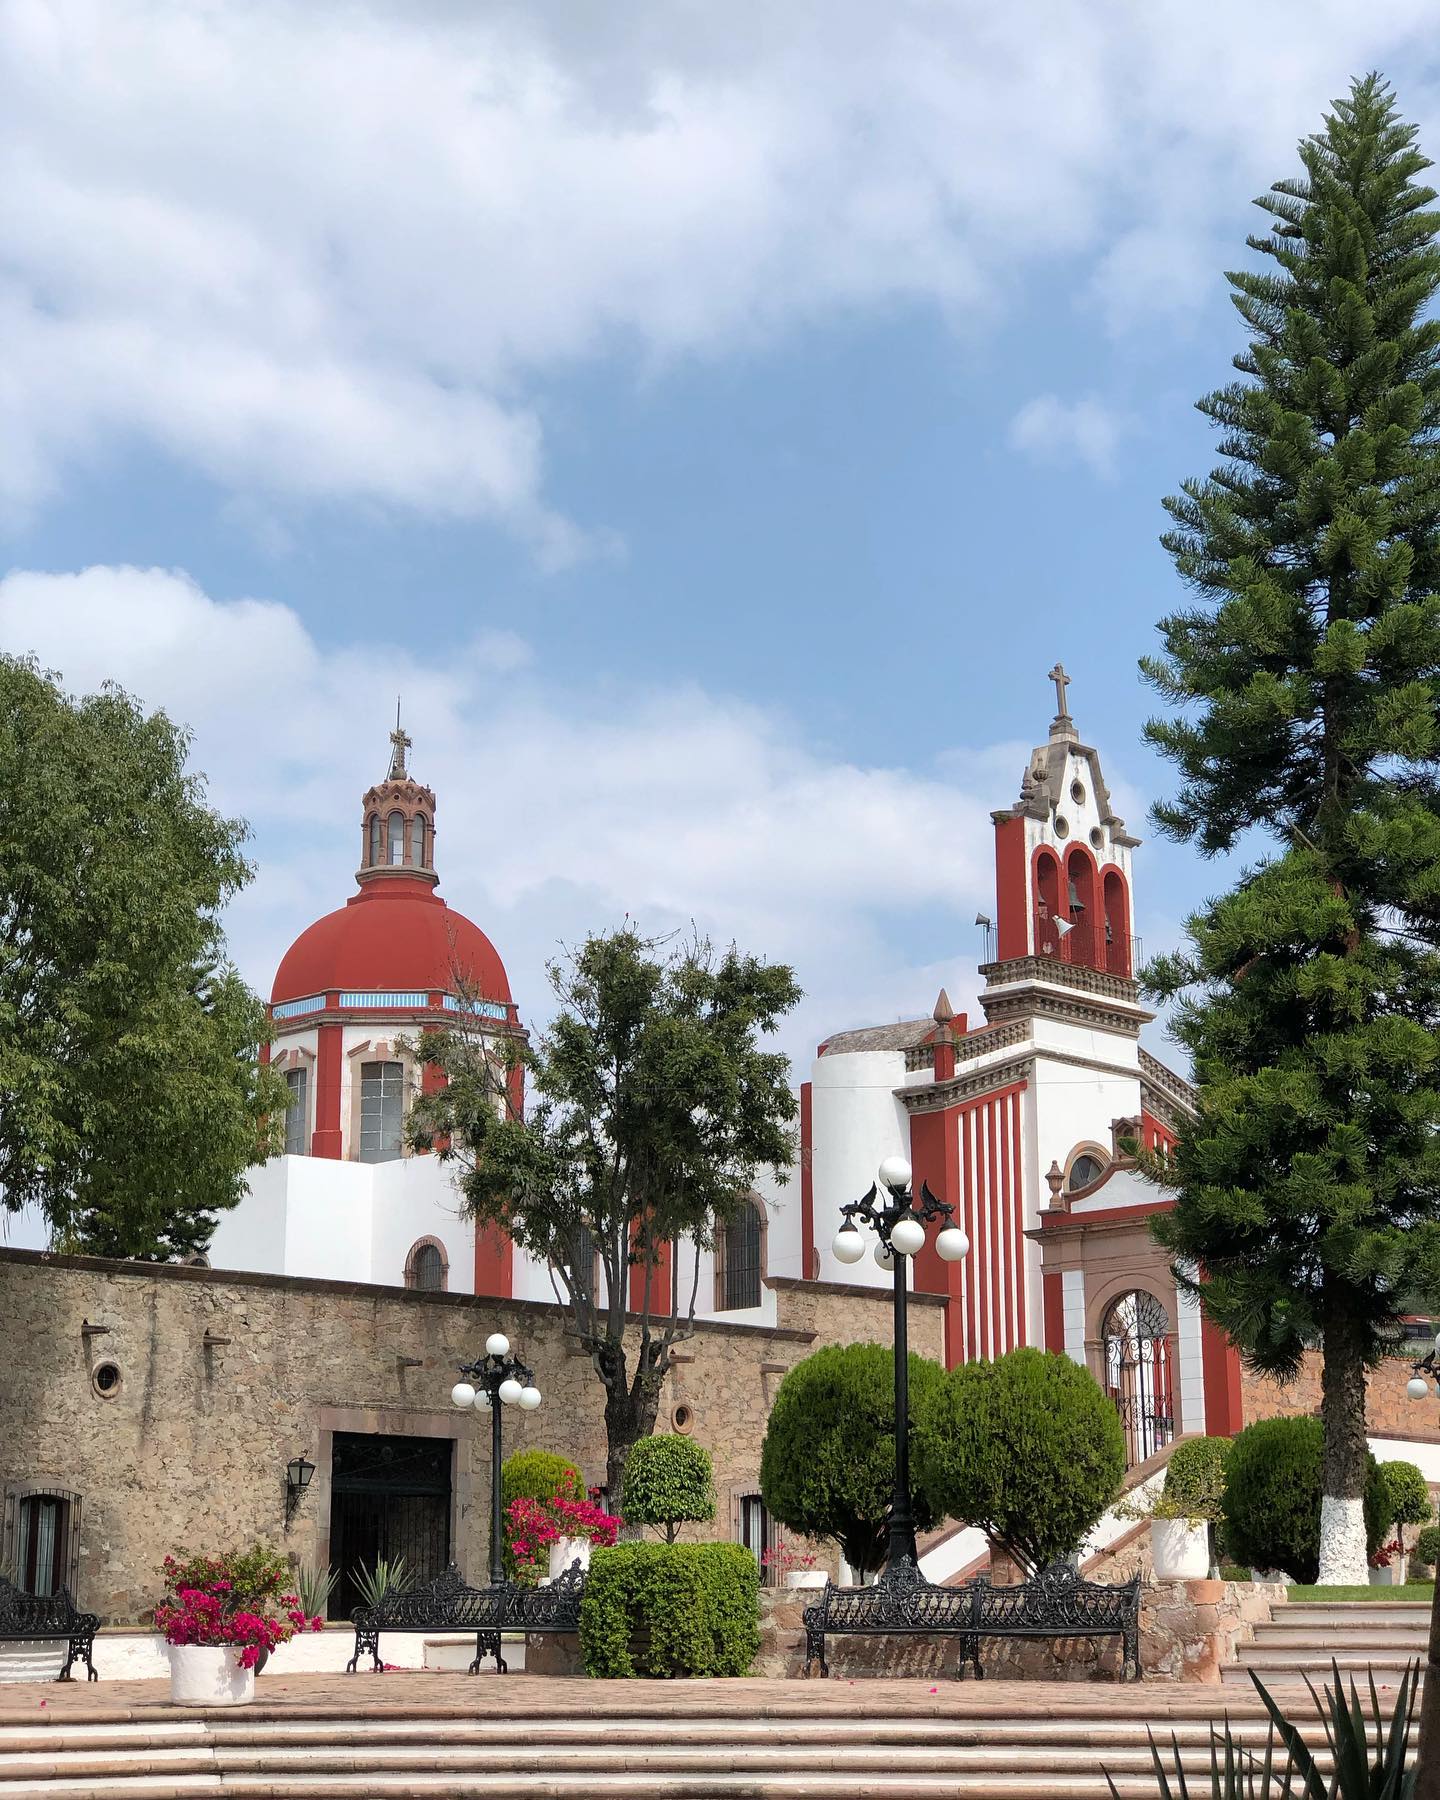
[473, 1223, 514, 1299]
[1042, 1269, 1065, 1354]
[994, 816, 1029, 959]
[628, 1232, 674, 1316]
[311, 1018, 342, 1159]
[1201, 1308, 1243, 1436]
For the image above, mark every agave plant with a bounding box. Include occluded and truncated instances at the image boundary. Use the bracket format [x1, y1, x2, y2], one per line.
[1106, 1662, 1418, 1800]
[295, 1561, 337, 1620]
[350, 1555, 412, 1614]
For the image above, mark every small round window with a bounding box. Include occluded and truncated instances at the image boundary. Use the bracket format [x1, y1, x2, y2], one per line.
[1053, 815, 1070, 839]
[1090, 827, 1105, 851]
[92, 1361, 122, 1398]
[672, 1402, 696, 1435]
[1070, 780, 1086, 805]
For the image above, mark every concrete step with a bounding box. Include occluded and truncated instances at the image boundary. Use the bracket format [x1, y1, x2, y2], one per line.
[1247, 1628, 1429, 1650]
[1266, 1605, 1431, 1629]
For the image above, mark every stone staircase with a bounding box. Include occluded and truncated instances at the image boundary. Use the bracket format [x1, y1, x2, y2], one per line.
[0, 1693, 1350, 1800]
[1224, 1599, 1429, 1690]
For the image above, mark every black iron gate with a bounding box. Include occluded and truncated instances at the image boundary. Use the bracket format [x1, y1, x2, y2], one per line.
[329, 1433, 452, 1621]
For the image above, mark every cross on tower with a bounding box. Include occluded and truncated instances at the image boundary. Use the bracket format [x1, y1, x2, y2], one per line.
[1048, 662, 1071, 720]
[388, 698, 411, 780]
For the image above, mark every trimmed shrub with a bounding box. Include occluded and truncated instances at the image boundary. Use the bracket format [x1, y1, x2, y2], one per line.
[1414, 1524, 1440, 1573]
[1157, 1437, 1229, 1522]
[760, 1344, 944, 1579]
[1381, 1460, 1432, 1529]
[1220, 1417, 1393, 1584]
[579, 1543, 759, 1678]
[913, 1347, 1125, 1575]
[499, 1450, 584, 1579]
[621, 1436, 716, 1543]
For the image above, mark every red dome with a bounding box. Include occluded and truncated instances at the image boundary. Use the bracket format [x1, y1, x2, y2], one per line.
[271, 878, 512, 1006]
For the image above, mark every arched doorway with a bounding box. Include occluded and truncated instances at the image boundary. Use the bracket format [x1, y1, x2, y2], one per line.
[1101, 1290, 1175, 1467]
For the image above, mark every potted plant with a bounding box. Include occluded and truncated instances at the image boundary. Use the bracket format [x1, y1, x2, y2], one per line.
[1139, 1437, 1230, 1581]
[1370, 1537, 1406, 1586]
[505, 1483, 619, 1586]
[154, 1545, 323, 1705]
[762, 1536, 826, 1589]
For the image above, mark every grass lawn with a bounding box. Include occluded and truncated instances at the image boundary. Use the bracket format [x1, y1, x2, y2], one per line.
[1286, 1583, 1435, 1602]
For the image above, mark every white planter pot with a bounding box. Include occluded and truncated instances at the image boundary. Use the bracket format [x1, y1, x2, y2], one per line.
[1151, 1518, 1210, 1581]
[1370, 1564, 1397, 1586]
[547, 1537, 592, 1583]
[784, 1569, 828, 1589]
[167, 1643, 255, 1706]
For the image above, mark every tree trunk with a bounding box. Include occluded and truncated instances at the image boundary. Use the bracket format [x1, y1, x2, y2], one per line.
[1414, 1573, 1440, 1799]
[1316, 1311, 1370, 1586]
[600, 1338, 666, 1510]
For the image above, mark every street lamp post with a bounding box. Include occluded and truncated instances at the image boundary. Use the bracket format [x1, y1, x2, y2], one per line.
[450, 1332, 542, 1587]
[831, 1156, 968, 1574]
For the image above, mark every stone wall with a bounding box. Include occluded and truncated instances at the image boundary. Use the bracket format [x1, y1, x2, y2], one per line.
[1242, 1349, 1439, 1444]
[0, 1250, 942, 1622]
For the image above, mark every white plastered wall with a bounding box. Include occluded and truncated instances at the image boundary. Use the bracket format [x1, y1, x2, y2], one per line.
[810, 1049, 910, 1288]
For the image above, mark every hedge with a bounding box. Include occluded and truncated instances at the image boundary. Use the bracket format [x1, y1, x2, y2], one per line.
[621, 1435, 716, 1543]
[1219, 1417, 1392, 1583]
[578, 1543, 759, 1678]
[913, 1347, 1125, 1574]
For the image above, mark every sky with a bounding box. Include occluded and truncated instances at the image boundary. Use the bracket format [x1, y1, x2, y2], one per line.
[3, 0, 1440, 1072]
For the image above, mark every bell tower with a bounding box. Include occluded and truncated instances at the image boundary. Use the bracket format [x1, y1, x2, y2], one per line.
[991, 665, 1139, 974]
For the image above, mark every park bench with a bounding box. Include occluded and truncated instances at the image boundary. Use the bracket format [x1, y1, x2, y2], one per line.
[346, 1561, 586, 1674]
[802, 1557, 1140, 1681]
[0, 1576, 99, 1681]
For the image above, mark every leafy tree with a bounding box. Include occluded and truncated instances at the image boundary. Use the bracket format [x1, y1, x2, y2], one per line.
[1382, 1459, 1433, 1531]
[0, 656, 283, 1257]
[1219, 1417, 1391, 1583]
[1143, 73, 1440, 1584]
[410, 926, 799, 1496]
[759, 1343, 944, 1581]
[621, 1434, 716, 1543]
[912, 1348, 1125, 1575]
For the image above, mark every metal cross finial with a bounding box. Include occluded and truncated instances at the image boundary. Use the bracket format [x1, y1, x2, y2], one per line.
[1048, 662, 1071, 720]
[388, 698, 411, 779]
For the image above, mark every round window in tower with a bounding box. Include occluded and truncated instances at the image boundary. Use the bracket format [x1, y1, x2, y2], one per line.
[1071, 780, 1086, 805]
[92, 1361, 122, 1398]
[1090, 827, 1105, 851]
[672, 1402, 696, 1435]
[1053, 814, 1070, 839]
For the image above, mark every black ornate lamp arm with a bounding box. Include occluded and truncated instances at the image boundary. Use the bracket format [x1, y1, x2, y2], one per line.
[457, 1349, 536, 1400]
[841, 1177, 953, 1248]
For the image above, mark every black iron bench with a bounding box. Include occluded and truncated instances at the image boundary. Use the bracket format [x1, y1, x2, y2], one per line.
[346, 1562, 585, 1674]
[802, 1557, 1140, 1681]
[0, 1576, 99, 1681]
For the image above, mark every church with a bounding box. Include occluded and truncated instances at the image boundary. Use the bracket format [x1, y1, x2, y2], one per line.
[209, 666, 1228, 1463]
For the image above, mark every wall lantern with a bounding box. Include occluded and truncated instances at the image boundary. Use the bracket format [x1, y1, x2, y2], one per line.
[284, 1454, 316, 1527]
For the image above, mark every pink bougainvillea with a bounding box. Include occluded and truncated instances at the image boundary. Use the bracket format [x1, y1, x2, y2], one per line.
[504, 1488, 619, 1583]
[153, 1546, 323, 1666]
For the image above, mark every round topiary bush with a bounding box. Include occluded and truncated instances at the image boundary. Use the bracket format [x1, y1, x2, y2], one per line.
[1380, 1460, 1432, 1530]
[499, 1449, 584, 1579]
[1158, 1437, 1230, 1522]
[621, 1435, 716, 1543]
[1220, 1417, 1393, 1583]
[912, 1347, 1125, 1574]
[759, 1343, 944, 1580]
[1414, 1524, 1440, 1574]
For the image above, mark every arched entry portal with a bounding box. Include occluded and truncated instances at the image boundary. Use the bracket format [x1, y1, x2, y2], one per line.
[1101, 1291, 1175, 1467]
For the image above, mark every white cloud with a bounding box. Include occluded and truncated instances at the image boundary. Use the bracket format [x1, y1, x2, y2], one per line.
[0, 563, 1009, 1063]
[1007, 394, 1131, 478]
[0, 3, 1436, 546]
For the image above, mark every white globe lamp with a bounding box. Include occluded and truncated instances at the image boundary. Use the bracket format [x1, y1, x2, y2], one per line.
[935, 1225, 969, 1263]
[498, 1376, 523, 1406]
[877, 1155, 912, 1193]
[889, 1216, 926, 1257]
[519, 1385, 542, 1411]
[873, 1239, 896, 1270]
[1408, 1376, 1431, 1401]
[832, 1221, 867, 1265]
[486, 1332, 511, 1358]
[473, 1388, 492, 1410]
[450, 1381, 476, 1410]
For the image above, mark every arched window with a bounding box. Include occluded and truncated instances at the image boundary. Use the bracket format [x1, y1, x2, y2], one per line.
[1102, 1290, 1174, 1467]
[367, 813, 381, 867]
[1066, 848, 1097, 968]
[283, 1067, 309, 1156]
[1066, 1152, 1106, 1193]
[409, 814, 427, 868]
[1034, 851, 1062, 953]
[718, 1200, 764, 1310]
[405, 1238, 447, 1292]
[387, 812, 405, 865]
[1103, 870, 1129, 974]
[359, 1060, 405, 1162]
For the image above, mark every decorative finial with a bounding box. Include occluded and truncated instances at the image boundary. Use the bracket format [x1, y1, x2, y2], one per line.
[1048, 662, 1071, 721]
[932, 988, 955, 1025]
[1045, 1159, 1066, 1210]
[388, 699, 411, 780]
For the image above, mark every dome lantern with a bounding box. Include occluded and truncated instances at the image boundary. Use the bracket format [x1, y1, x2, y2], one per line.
[357, 702, 439, 890]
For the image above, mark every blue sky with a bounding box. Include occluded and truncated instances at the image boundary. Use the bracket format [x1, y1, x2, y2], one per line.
[3, 1, 1440, 1069]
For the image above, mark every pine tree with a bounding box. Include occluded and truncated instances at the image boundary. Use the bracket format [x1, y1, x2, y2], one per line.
[1145, 75, 1440, 1585]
